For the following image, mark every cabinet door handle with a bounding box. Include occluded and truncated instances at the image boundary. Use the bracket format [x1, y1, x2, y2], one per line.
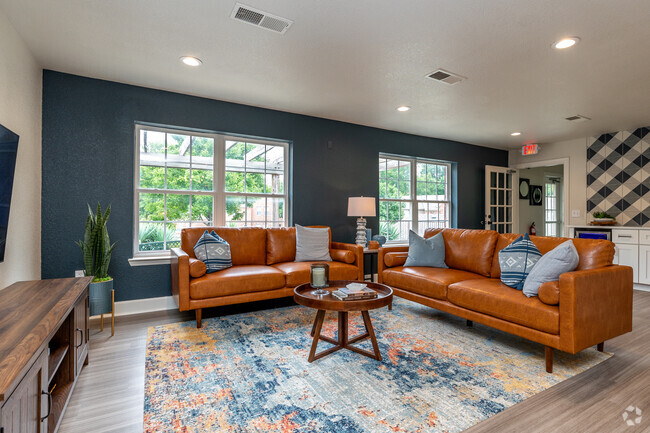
[75, 328, 83, 348]
[41, 390, 52, 421]
[618, 235, 632, 238]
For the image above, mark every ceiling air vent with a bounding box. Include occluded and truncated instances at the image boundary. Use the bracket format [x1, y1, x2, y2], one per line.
[426, 69, 466, 85]
[565, 114, 591, 123]
[231, 3, 293, 34]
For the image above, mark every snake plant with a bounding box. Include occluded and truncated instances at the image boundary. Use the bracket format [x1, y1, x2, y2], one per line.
[75, 203, 117, 282]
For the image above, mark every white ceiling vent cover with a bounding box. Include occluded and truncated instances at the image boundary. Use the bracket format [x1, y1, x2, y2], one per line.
[231, 4, 293, 34]
[565, 114, 591, 123]
[426, 69, 467, 85]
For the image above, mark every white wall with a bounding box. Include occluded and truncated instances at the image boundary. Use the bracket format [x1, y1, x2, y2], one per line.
[509, 138, 588, 227]
[0, 8, 42, 289]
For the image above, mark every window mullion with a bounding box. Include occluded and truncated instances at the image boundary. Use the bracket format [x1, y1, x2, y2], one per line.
[215, 134, 225, 226]
[411, 158, 417, 231]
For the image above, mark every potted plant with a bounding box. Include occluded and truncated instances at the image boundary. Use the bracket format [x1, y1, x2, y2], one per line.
[76, 203, 117, 328]
[592, 211, 616, 225]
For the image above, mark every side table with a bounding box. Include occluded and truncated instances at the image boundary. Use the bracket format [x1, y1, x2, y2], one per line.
[363, 248, 379, 282]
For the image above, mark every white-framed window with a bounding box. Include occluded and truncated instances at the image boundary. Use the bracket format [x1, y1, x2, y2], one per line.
[378, 154, 451, 243]
[134, 124, 288, 257]
[545, 180, 559, 237]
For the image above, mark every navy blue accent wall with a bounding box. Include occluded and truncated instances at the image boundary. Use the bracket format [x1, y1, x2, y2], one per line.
[42, 71, 507, 301]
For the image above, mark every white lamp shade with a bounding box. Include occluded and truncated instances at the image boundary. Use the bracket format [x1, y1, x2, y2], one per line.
[347, 197, 376, 217]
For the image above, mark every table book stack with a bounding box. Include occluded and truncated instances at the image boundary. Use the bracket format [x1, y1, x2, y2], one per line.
[332, 283, 378, 301]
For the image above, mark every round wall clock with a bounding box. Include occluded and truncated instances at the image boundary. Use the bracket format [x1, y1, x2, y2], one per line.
[519, 178, 530, 199]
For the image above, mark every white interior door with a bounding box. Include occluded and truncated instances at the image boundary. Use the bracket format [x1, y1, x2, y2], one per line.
[484, 165, 519, 233]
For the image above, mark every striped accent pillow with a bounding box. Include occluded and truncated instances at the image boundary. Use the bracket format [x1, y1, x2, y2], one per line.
[498, 233, 542, 290]
[193, 230, 232, 273]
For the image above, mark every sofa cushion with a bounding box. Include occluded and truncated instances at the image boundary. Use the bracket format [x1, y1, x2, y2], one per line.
[272, 261, 358, 287]
[523, 240, 579, 298]
[189, 265, 286, 299]
[538, 281, 560, 305]
[404, 230, 448, 268]
[295, 225, 332, 262]
[491, 233, 615, 278]
[447, 279, 559, 334]
[266, 227, 296, 265]
[425, 228, 498, 277]
[498, 233, 541, 290]
[382, 267, 485, 300]
[193, 231, 233, 273]
[330, 249, 356, 264]
[384, 252, 408, 267]
[182, 227, 267, 265]
[188, 258, 207, 278]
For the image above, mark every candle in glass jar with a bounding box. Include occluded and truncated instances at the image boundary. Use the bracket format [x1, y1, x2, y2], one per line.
[312, 268, 326, 287]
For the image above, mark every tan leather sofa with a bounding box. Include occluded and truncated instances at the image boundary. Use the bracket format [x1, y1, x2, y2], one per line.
[171, 226, 363, 327]
[378, 228, 633, 372]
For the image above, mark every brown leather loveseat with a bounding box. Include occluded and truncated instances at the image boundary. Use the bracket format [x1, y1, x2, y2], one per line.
[171, 226, 363, 327]
[378, 228, 633, 372]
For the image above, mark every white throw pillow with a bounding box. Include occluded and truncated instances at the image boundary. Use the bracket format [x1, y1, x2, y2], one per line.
[295, 225, 332, 262]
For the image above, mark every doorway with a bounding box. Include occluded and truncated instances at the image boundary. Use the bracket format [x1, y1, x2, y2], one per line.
[517, 164, 565, 237]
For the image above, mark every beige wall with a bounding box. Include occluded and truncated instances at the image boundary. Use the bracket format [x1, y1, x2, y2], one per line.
[509, 137, 588, 228]
[0, 9, 42, 288]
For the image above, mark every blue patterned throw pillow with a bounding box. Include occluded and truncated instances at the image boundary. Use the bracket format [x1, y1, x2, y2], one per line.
[499, 233, 542, 290]
[193, 230, 232, 273]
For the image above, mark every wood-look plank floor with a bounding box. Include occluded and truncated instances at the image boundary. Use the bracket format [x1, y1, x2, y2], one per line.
[59, 290, 650, 433]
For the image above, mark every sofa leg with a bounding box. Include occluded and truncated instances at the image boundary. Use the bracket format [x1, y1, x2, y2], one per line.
[545, 346, 553, 373]
[466, 320, 473, 328]
[597, 342, 604, 352]
[196, 308, 202, 328]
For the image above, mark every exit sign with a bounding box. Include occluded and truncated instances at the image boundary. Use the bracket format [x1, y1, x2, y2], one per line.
[521, 144, 539, 156]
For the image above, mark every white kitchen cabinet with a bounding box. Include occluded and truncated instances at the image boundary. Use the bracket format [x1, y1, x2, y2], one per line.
[639, 245, 650, 285]
[614, 243, 639, 284]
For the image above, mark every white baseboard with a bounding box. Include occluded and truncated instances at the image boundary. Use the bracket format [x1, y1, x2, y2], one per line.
[91, 295, 177, 318]
[634, 284, 650, 293]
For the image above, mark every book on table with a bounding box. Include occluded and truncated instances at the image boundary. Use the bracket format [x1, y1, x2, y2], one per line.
[332, 288, 378, 301]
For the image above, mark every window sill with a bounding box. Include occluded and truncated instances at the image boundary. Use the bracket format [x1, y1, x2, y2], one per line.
[128, 254, 172, 267]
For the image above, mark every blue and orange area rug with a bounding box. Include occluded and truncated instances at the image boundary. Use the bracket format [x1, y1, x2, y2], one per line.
[144, 298, 610, 432]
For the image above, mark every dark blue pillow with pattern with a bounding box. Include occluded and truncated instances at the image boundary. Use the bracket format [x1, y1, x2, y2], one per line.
[193, 230, 232, 273]
[498, 233, 542, 290]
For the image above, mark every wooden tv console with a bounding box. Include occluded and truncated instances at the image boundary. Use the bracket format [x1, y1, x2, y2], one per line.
[0, 277, 92, 433]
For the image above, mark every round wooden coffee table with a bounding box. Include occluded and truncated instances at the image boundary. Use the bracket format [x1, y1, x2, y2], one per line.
[294, 280, 393, 362]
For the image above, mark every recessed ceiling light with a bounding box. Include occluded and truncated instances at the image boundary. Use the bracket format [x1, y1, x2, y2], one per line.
[552, 37, 580, 49]
[396, 106, 410, 112]
[180, 56, 202, 67]
[510, 132, 522, 136]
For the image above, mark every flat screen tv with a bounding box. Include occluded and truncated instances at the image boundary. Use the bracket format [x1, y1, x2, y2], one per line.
[0, 123, 19, 263]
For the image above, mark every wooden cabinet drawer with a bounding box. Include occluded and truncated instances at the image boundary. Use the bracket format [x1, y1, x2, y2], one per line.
[612, 229, 639, 244]
[640, 230, 650, 246]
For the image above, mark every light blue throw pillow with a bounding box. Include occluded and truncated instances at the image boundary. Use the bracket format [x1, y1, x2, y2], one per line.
[404, 230, 448, 268]
[193, 230, 232, 273]
[499, 233, 542, 290]
[522, 240, 579, 298]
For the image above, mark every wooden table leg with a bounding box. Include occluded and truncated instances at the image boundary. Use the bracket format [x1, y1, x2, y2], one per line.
[362, 311, 381, 361]
[338, 312, 348, 347]
[310, 313, 319, 337]
[308, 310, 326, 362]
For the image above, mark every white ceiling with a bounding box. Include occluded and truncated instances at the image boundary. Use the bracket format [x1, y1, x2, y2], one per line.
[2, 0, 650, 149]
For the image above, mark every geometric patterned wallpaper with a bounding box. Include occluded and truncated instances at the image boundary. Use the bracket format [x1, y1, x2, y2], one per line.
[586, 127, 650, 226]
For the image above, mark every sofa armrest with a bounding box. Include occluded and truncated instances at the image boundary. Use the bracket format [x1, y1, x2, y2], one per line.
[170, 248, 191, 311]
[559, 265, 633, 353]
[377, 246, 409, 283]
[331, 242, 364, 281]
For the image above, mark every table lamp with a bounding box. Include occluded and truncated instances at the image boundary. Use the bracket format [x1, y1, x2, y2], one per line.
[347, 196, 376, 246]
